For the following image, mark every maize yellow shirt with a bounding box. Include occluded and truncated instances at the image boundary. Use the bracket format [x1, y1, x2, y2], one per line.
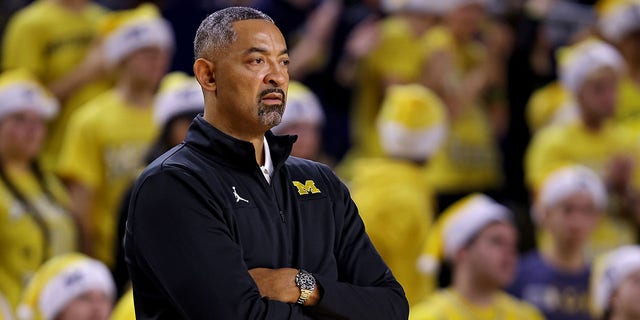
[421, 26, 502, 192]
[347, 16, 431, 164]
[57, 90, 158, 267]
[2, 0, 111, 170]
[111, 288, 135, 320]
[616, 76, 640, 131]
[0, 164, 76, 310]
[409, 289, 544, 320]
[350, 158, 435, 305]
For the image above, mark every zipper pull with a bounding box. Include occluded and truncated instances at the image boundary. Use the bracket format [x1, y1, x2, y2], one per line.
[279, 210, 286, 223]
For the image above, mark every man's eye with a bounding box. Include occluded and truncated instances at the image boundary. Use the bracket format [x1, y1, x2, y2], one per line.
[253, 58, 264, 64]
[282, 59, 290, 66]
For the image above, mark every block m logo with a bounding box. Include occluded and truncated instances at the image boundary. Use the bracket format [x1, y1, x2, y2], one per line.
[292, 180, 321, 195]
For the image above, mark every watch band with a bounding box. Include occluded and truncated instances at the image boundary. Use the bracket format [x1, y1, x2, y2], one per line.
[295, 269, 316, 305]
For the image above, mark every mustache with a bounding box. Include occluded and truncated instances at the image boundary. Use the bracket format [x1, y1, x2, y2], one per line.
[259, 88, 286, 101]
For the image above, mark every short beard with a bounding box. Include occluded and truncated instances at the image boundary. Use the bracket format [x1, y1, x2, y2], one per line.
[257, 88, 286, 128]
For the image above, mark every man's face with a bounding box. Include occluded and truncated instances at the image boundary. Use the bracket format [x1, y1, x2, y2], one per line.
[543, 192, 600, 248]
[121, 46, 172, 91]
[461, 222, 517, 288]
[213, 19, 289, 133]
[0, 110, 47, 162]
[577, 67, 619, 121]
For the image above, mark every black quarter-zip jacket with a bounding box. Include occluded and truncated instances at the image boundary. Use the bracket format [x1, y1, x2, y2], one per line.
[124, 116, 409, 319]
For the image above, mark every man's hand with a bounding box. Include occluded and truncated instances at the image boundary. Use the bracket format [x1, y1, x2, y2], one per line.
[248, 268, 321, 306]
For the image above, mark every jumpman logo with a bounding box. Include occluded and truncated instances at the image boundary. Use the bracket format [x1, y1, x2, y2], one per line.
[232, 186, 249, 203]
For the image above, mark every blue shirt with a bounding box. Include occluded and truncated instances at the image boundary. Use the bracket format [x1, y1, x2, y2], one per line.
[508, 251, 591, 320]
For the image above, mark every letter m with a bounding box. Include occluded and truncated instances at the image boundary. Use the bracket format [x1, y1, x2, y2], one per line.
[292, 180, 321, 195]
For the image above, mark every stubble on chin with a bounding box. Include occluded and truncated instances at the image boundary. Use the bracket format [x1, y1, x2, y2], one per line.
[257, 103, 285, 127]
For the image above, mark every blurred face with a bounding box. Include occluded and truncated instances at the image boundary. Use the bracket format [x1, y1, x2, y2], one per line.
[460, 222, 518, 288]
[0, 110, 47, 162]
[55, 290, 112, 320]
[212, 19, 290, 134]
[542, 192, 600, 248]
[447, 2, 486, 40]
[577, 67, 619, 122]
[278, 122, 321, 160]
[121, 46, 172, 90]
[610, 269, 640, 319]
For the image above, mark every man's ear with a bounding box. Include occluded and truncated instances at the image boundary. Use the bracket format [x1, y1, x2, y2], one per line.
[194, 58, 216, 92]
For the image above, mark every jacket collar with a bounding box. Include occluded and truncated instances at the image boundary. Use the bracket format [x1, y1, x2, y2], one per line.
[184, 115, 297, 171]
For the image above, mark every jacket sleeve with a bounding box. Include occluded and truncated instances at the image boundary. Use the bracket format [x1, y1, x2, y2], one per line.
[127, 167, 314, 320]
[308, 168, 410, 319]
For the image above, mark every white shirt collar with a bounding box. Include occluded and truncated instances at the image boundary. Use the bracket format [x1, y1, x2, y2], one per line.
[260, 136, 274, 184]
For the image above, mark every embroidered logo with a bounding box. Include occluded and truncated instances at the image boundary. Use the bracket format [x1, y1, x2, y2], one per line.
[232, 186, 249, 203]
[292, 180, 321, 195]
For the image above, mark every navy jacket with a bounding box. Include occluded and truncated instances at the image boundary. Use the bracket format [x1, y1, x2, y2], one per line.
[124, 116, 409, 319]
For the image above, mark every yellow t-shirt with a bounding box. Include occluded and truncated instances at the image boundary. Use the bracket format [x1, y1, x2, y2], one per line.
[421, 26, 502, 192]
[111, 288, 135, 320]
[0, 164, 76, 310]
[1, 0, 111, 170]
[615, 76, 640, 131]
[57, 90, 158, 267]
[350, 158, 435, 305]
[410, 289, 545, 320]
[0, 180, 45, 310]
[340, 16, 431, 179]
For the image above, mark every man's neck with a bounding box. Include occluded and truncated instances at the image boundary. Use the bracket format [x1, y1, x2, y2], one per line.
[542, 243, 586, 273]
[610, 312, 637, 320]
[453, 272, 497, 306]
[581, 116, 605, 132]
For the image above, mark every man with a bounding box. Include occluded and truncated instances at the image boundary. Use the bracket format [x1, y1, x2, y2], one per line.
[509, 165, 605, 319]
[411, 194, 544, 319]
[124, 6, 409, 319]
[2, 0, 112, 171]
[525, 39, 639, 258]
[56, 4, 174, 267]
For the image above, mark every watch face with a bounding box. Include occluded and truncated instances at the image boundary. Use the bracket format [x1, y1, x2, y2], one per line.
[296, 270, 316, 290]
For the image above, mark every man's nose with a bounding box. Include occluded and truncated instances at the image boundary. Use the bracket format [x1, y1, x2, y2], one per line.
[264, 63, 288, 87]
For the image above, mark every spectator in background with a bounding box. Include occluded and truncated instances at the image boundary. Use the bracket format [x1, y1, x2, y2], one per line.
[509, 165, 605, 320]
[1, 0, 112, 171]
[271, 81, 327, 163]
[420, 0, 508, 212]
[598, 0, 640, 131]
[17, 253, 115, 320]
[336, 0, 441, 181]
[525, 39, 640, 257]
[0, 69, 77, 315]
[112, 71, 204, 296]
[591, 245, 640, 320]
[411, 194, 544, 320]
[350, 83, 447, 305]
[56, 3, 173, 268]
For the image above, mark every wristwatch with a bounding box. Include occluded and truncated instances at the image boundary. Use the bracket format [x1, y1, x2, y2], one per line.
[295, 269, 316, 305]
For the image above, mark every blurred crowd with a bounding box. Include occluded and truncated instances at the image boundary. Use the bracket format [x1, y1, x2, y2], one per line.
[2, 0, 640, 319]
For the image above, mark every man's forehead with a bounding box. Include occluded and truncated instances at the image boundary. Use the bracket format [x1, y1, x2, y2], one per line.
[231, 19, 286, 47]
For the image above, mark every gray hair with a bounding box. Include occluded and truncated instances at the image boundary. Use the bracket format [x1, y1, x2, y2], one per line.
[194, 7, 274, 60]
